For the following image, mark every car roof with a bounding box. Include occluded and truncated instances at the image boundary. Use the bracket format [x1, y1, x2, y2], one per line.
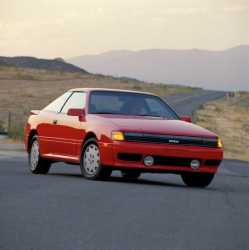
[68, 87, 155, 96]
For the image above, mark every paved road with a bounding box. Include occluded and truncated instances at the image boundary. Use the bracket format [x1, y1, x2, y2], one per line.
[1, 90, 249, 250]
[166, 90, 226, 116]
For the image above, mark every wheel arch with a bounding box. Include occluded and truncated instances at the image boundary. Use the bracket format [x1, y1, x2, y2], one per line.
[84, 131, 97, 141]
[81, 132, 98, 150]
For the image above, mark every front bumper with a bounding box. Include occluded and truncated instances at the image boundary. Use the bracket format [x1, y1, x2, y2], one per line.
[101, 141, 223, 174]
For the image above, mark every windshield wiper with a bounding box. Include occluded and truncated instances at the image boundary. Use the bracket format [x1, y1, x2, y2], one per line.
[91, 112, 167, 118]
[134, 114, 165, 118]
[91, 112, 118, 115]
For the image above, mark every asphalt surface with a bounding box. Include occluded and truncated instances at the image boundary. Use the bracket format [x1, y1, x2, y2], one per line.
[166, 90, 226, 116]
[1, 90, 249, 250]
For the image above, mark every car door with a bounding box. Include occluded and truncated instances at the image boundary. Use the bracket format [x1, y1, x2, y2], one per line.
[37, 91, 72, 156]
[53, 91, 86, 159]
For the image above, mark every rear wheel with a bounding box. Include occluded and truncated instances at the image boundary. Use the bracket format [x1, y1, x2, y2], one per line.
[29, 136, 51, 174]
[181, 172, 215, 187]
[80, 138, 112, 180]
[121, 170, 141, 179]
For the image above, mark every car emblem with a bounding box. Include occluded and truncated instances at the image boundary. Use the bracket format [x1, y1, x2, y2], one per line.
[168, 139, 180, 144]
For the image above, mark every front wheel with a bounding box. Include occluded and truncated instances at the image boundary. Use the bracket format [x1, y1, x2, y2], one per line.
[181, 172, 215, 187]
[80, 138, 112, 180]
[29, 136, 51, 174]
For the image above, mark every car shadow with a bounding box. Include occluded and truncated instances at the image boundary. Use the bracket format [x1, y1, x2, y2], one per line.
[103, 175, 186, 188]
[49, 172, 83, 179]
[48, 172, 218, 191]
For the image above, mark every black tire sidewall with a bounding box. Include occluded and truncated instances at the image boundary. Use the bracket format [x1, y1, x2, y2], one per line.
[181, 172, 215, 187]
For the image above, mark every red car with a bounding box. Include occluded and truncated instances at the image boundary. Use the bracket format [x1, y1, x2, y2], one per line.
[24, 88, 223, 187]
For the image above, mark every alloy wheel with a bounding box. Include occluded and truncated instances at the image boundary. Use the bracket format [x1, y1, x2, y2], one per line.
[30, 140, 39, 171]
[83, 143, 101, 176]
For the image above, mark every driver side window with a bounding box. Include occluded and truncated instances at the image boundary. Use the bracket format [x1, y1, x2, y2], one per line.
[60, 92, 86, 114]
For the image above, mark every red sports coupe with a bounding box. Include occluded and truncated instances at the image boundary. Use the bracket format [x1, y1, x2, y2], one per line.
[24, 88, 223, 187]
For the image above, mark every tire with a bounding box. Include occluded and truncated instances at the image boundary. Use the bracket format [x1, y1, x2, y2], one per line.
[29, 136, 51, 174]
[181, 172, 215, 187]
[121, 170, 141, 179]
[80, 138, 112, 180]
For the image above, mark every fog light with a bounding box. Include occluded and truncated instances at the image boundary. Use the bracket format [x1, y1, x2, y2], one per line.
[144, 156, 154, 166]
[190, 159, 200, 170]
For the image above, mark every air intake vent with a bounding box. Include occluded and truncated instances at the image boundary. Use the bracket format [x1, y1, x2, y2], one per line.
[118, 153, 142, 162]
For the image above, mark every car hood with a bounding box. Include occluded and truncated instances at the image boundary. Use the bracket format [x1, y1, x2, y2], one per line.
[95, 115, 217, 138]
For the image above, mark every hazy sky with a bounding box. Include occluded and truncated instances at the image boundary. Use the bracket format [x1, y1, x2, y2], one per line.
[0, 0, 248, 58]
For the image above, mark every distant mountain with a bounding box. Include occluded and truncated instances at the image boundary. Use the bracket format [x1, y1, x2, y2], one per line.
[68, 45, 249, 91]
[0, 56, 88, 74]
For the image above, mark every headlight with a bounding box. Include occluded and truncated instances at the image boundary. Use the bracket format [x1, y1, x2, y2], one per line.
[111, 131, 125, 141]
[217, 138, 223, 148]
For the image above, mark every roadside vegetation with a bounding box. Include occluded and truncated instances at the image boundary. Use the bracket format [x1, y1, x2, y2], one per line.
[195, 92, 249, 161]
[0, 66, 196, 140]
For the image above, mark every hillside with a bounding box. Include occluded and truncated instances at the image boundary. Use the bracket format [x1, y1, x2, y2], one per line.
[0, 65, 196, 138]
[0, 56, 88, 74]
[68, 45, 249, 91]
[196, 93, 249, 161]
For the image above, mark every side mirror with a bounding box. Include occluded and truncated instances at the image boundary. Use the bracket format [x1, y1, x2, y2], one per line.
[180, 116, 192, 123]
[67, 108, 85, 121]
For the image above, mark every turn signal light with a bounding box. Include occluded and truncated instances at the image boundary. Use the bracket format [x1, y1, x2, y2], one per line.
[217, 138, 223, 148]
[112, 131, 125, 141]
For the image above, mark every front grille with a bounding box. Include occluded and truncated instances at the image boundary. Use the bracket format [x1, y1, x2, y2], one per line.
[124, 132, 218, 148]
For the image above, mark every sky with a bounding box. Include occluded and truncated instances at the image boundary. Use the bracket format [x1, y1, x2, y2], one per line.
[0, 0, 248, 58]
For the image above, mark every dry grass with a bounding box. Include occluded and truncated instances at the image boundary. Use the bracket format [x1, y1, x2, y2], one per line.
[0, 66, 195, 140]
[0, 66, 195, 113]
[195, 92, 249, 161]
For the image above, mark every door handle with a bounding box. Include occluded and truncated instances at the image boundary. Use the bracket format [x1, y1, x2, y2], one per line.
[52, 119, 58, 125]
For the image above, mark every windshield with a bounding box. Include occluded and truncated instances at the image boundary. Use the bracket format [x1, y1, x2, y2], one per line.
[88, 90, 179, 120]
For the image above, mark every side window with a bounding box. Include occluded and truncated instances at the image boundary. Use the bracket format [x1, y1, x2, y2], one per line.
[43, 92, 72, 112]
[60, 92, 86, 114]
